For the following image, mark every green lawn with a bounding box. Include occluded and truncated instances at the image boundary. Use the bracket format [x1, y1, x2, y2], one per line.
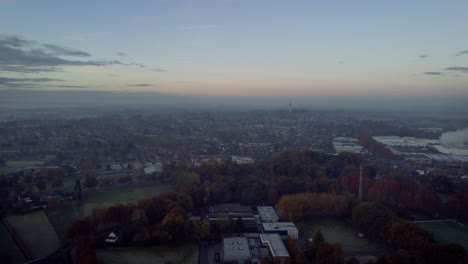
[46, 204, 82, 242]
[97, 242, 198, 264]
[5, 211, 62, 259]
[297, 217, 390, 255]
[414, 221, 468, 250]
[0, 222, 26, 264]
[83, 184, 174, 215]
[5, 160, 44, 168]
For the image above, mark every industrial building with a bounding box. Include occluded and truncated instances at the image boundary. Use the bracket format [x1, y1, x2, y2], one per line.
[332, 137, 365, 154]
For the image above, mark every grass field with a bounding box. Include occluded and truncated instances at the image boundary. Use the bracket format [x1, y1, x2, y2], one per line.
[297, 217, 390, 255]
[414, 221, 468, 250]
[46, 204, 82, 242]
[83, 184, 174, 215]
[5, 160, 44, 168]
[0, 222, 26, 264]
[97, 242, 198, 264]
[6, 211, 62, 259]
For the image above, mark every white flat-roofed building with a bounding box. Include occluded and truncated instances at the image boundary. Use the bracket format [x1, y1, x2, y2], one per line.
[260, 233, 290, 262]
[257, 206, 279, 223]
[332, 137, 365, 154]
[262, 222, 299, 240]
[221, 237, 252, 264]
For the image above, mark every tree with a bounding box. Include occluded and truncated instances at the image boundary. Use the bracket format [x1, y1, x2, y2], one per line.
[36, 179, 47, 191]
[192, 218, 210, 239]
[52, 176, 64, 188]
[316, 242, 344, 264]
[305, 229, 325, 261]
[430, 174, 454, 194]
[84, 175, 97, 188]
[66, 220, 98, 264]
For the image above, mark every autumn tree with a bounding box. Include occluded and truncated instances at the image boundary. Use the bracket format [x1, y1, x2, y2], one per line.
[66, 219, 98, 264]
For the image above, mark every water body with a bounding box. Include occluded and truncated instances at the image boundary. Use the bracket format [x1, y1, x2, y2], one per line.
[297, 217, 390, 256]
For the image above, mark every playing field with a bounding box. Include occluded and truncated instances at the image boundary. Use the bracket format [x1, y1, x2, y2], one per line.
[97, 242, 198, 264]
[5, 211, 62, 259]
[46, 204, 82, 242]
[297, 217, 390, 255]
[413, 220, 468, 250]
[83, 184, 174, 215]
[0, 222, 26, 264]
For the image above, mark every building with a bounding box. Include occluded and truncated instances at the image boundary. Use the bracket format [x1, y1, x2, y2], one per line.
[257, 206, 279, 223]
[262, 222, 299, 240]
[221, 237, 252, 264]
[332, 137, 365, 154]
[260, 233, 290, 263]
[209, 203, 254, 221]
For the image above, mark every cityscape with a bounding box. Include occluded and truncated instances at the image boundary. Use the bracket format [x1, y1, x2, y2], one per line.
[1, 1, 468, 264]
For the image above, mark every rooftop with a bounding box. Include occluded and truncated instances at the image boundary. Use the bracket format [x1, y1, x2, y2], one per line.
[257, 206, 279, 223]
[262, 222, 298, 231]
[222, 237, 252, 261]
[260, 233, 290, 258]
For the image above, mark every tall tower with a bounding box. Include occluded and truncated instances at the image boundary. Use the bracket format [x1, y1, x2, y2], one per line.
[288, 100, 292, 113]
[358, 164, 363, 201]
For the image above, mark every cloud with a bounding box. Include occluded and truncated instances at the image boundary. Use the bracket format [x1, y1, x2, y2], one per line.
[177, 25, 220, 30]
[0, 35, 149, 73]
[150, 68, 167, 72]
[424, 72, 444, 75]
[0, 77, 63, 88]
[127, 83, 154, 87]
[419, 55, 429, 58]
[444, 66, 468, 73]
[42, 44, 91, 57]
[107, 74, 117, 77]
[52, 85, 91, 89]
[456, 50, 468, 56]
[0, 65, 61, 73]
[116, 52, 126, 56]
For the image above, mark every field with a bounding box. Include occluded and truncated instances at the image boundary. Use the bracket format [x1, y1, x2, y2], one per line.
[414, 221, 468, 250]
[5, 211, 62, 259]
[97, 242, 198, 264]
[5, 160, 44, 168]
[297, 217, 390, 255]
[46, 204, 82, 242]
[83, 184, 174, 215]
[0, 222, 26, 264]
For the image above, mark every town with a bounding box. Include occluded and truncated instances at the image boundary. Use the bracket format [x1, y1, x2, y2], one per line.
[0, 108, 467, 264]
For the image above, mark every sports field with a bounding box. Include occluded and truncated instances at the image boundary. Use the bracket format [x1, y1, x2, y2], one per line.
[0, 222, 26, 264]
[297, 217, 390, 255]
[5, 211, 61, 259]
[414, 220, 468, 250]
[46, 204, 82, 242]
[83, 184, 174, 215]
[97, 242, 198, 264]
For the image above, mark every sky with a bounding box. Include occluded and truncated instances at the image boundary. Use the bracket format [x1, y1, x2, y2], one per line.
[0, 0, 467, 99]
